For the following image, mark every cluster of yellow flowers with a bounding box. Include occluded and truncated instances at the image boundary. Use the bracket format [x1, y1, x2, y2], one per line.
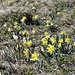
[21, 31, 29, 36]
[44, 32, 50, 39]
[23, 50, 39, 61]
[32, 1, 38, 10]
[14, 21, 21, 30]
[33, 15, 39, 20]
[41, 31, 72, 55]
[45, 20, 50, 27]
[23, 40, 32, 47]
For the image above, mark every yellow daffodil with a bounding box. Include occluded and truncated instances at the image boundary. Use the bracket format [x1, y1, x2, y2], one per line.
[35, 1, 38, 5]
[50, 23, 54, 26]
[30, 52, 39, 61]
[14, 21, 18, 25]
[21, 31, 25, 35]
[8, 28, 12, 32]
[41, 38, 48, 45]
[23, 40, 32, 46]
[47, 44, 55, 54]
[32, 6, 36, 10]
[14, 25, 17, 28]
[17, 26, 21, 30]
[45, 35, 50, 39]
[44, 32, 49, 39]
[58, 39, 63, 43]
[27, 40, 32, 46]
[23, 49, 29, 56]
[58, 43, 62, 48]
[57, 12, 61, 15]
[16, 44, 21, 49]
[22, 31, 29, 36]
[50, 37, 56, 44]
[21, 31, 26, 35]
[31, 29, 35, 34]
[23, 40, 27, 46]
[21, 16, 27, 23]
[8, 0, 11, 5]
[14, 25, 21, 30]
[65, 38, 70, 43]
[46, 20, 50, 24]
[73, 42, 75, 46]
[25, 1, 29, 5]
[46, 24, 50, 27]
[61, 31, 66, 35]
[44, 31, 49, 36]
[33, 15, 38, 20]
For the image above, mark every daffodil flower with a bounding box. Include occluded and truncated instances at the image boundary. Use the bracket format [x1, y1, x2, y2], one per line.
[57, 12, 61, 15]
[8, 0, 11, 5]
[23, 40, 27, 46]
[27, 40, 32, 46]
[41, 38, 48, 45]
[21, 16, 27, 23]
[58, 43, 62, 48]
[47, 44, 55, 54]
[50, 23, 54, 26]
[21, 31, 29, 36]
[31, 29, 35, 34]
[58, 39, 63, 43]
[73, 42, 75, 46]
[21, 31, 27, 35]
[32, 6, 36, 10]
[61, 31, 66, 35]
[23, 49, 29, 56]
[30, 52, 39, 61]
[14, 21, 18, 25]
[33, 15, 38, 20]
[8, 28, 12, 32]
[44, 32, 49, 37]
[46, 20, 50, 24]
[16, 44, 21, 49]
[50, 37, 56, 44]
[46, 24, 50, 27]
[14, 25, 21, 30]
[25, 1, 29, 5]
[35, 1, 38, 5]
[65, 38, 70, 43]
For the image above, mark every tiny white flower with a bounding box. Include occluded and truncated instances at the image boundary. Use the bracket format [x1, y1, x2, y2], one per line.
[23, 37, 26, 41]
[4, 23, 7, 27]
[13, 35, 18, 40]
